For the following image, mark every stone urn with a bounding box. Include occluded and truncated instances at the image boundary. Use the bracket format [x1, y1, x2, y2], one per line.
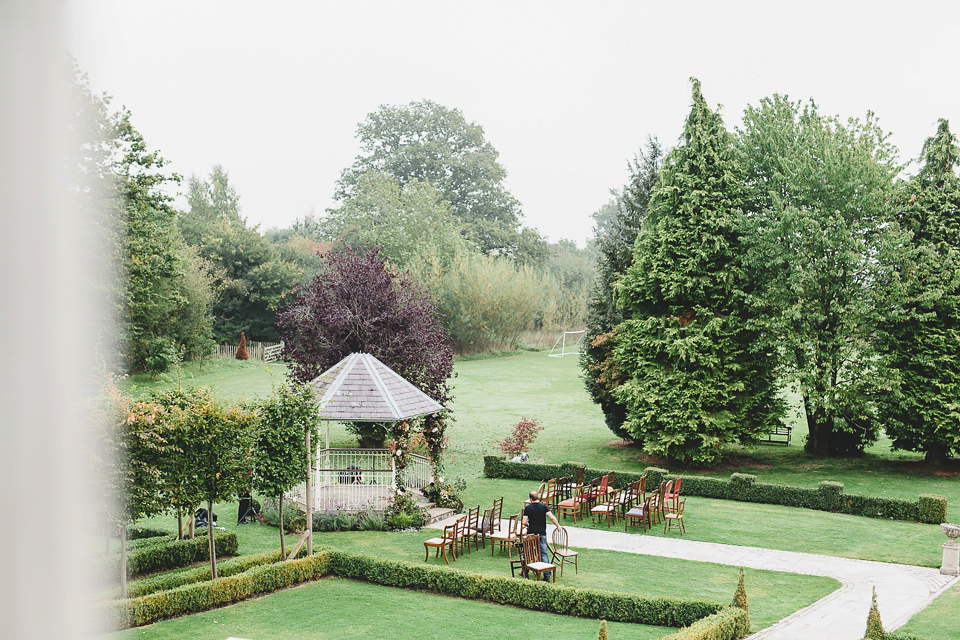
[940, 523, 960, 576]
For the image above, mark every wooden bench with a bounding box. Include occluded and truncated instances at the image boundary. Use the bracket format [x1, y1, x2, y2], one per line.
[759, 425, 793, 445]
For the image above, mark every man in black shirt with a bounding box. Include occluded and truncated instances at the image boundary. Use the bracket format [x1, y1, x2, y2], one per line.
[522, 490, 560, 580]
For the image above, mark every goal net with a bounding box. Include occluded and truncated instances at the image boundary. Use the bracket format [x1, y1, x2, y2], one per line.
[548, 329, 586, 357]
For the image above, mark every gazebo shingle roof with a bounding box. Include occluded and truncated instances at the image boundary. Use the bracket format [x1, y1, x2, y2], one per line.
[308, 352, 444, 422]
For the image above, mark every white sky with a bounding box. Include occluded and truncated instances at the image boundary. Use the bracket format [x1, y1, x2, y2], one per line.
[63, 1, 960, 247]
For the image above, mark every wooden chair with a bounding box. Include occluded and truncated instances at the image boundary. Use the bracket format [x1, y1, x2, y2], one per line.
[585, 474, 610, 510]
[492, 496, 504, 530]
[424, 520, 458, 563]
[590, 487, 621, 527]
[491, 513, 521, 556]
[509, 533, 527, 577]
[520, 533, 556, 582]
[542, 478, 558, 511]
[550, 526, 578, 576]
[478, 506, 496, 548]
[459, 506, 481, 554]
[649, 480, 669, 525]
[664, 498, 686, 535]
[557, 484, 586, 523]
[524, 482, 547, 507]
[555, 475, 573, 501]
[625, 493, 654, 532]
[666, 477, 683, 502]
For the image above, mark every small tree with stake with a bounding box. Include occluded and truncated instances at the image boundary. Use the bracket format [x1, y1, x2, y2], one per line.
[236, 331, 249, 360]
[179, 386, 256, 578]
[252, 381, 319, 557]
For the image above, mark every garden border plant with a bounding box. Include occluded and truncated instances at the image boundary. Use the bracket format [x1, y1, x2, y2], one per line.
[109, 530, 239, 578]
[483, 457, 948, 524]
[104, 549, 750, 640]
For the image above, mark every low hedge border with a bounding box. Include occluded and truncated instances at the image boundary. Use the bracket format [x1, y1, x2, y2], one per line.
[119, 547, 308, 599]
[112, 531, 239, 578]
[658, 606, 750, 640]
[100, 552, 332, 630]
[325, 551, 724, 628]
[106, 550, 744, 639]
[483, 457, 947, 524]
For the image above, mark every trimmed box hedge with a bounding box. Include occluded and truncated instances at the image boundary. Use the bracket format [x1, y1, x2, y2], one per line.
[111, 530, 239, 578]
[100, 552, 332, 630]
[120, 548, 307, 598]
[658, 606, 749, 640]
[324, 551, 725, 628]
[483, 457, 947, 524]
[106, 549, 739, 637]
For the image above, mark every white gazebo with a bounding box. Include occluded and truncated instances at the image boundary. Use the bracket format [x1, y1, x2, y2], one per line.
[288, 352, 443, 513]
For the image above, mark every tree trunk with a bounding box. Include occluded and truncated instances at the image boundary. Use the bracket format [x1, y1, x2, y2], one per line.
[177, 509, 184, 540]
[278, 497, 286, 558]
[803, 394, 832, 457]
[119, 523, 128, 599]
[207, 499, 217, 579]
[925, 443, 950, 465]
[305, 427, 313, 556]
[189, 510, 195, 539]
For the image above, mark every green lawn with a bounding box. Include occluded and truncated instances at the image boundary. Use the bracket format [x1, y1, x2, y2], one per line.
[105, 577, 672, 640]
[897, 580, 960, 640]
[117, 350, 960, 635]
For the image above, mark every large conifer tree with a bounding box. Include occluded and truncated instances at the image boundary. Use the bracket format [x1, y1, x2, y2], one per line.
[581, 137, 663, 441]
[612, 79, 783, 465]
[876, 119, 960, 463]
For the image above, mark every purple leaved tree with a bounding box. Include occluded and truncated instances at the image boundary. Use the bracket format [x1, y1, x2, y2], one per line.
[276, 246, 453, 446]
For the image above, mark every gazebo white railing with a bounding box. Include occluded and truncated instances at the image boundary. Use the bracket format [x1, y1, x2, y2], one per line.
[289, 449, 432, 512]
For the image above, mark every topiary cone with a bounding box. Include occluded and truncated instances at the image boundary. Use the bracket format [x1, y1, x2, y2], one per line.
[236, 331, 249, 360]
[597, 619, 608, 640]
[865, 586, 885, 639]
[732, 566, 750, 629]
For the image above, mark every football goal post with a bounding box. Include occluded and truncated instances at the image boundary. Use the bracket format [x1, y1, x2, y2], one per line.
[548, 329, 586, 357]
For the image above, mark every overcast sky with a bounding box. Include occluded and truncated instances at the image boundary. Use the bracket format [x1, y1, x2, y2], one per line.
[63, 1, 960, 247]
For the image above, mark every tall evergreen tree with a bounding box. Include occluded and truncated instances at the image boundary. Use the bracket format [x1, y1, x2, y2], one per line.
[612, 79, 783, 465]
[581, 136, 662, 440]
[876, 119, 960, 463]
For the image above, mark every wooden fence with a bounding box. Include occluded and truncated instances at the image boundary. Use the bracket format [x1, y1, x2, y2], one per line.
[205, 341, 283, 361]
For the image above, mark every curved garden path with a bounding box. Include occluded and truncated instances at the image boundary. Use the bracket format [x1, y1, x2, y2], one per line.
[563, 526, 957, 639]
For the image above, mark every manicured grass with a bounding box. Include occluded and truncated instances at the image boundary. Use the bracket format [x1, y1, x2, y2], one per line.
[104, 577, 672, 640]
[118, 351, 960, 634]
[123, 359, 290, 401]
[896, 580, 960, 639]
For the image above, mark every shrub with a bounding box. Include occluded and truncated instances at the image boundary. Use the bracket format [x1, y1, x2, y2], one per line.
[113, 531, 239, 578]
[236, 331, 248, 360]
[422, 477, 466, 511]
[918, 494, 948, 524]
[482, 457, 947, 523]
[497, 417, 545, 457]
[865, 586, 884, 639]
[127, 527, 171, 541]
[356, 505, 388, 531]
[261, 499, 305, 533]
[102, 552, 332, 630]
[385, 492, 427, 531]
[657, 606, 750, 640]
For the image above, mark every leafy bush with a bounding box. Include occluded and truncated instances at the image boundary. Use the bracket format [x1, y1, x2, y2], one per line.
[422, 477, 466, 511]
[356, 505, 388, 531]
[483, 456, 947, 524]
[657, 606, 749, 640]
[101, 552, 331, 630]
[312, 503, 357, 532]
[112, 531, 239, 578]
[385, 492, 427, 531]
[127, 527, 171, 541]
[261, 498, 305, 533]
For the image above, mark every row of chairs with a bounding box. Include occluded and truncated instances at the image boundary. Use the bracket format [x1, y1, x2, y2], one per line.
[624, 478, 686, 534]
[423, 497, 504, 563]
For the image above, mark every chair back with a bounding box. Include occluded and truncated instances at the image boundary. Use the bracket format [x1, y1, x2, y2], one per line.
[599, 474, 609, 492]
[638, 474, 647, 495]
[671, 477, 683, 496]
[552, 525, 569, 551]
[504, 513, 519, 537]
[492, 497, 504, 523]
[521, 534, 541, 563]
[467, 505, 480, 531]
[448, 518, 463, 542]
[535, 482, 546, 499]
[544, 478, 557, 501]
[481, 507, 496, 535]
[514, 511, 526, 536]
[607, 470, 616, 488]
[575, 465, 586, 485]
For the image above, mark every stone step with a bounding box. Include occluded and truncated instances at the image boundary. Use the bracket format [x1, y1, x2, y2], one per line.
[424, 506, 456, 526]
